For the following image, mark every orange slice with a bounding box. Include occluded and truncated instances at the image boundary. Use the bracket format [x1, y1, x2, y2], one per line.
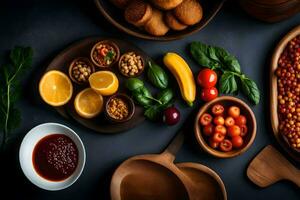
[88, 71, 119, 96]
[39, 70, 73, 106]
[74, 88, 103, 118]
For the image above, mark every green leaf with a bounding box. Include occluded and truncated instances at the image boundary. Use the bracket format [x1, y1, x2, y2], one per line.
[10, 46, 33, 71]
[223, 55, 241, 73]
[219, 71, 238, 94]
[190, 42, 217, 68]
[7, 106, 21, 131]
[240, 76, 260, 105]
[144, 105, 162, 121]
[147, 61, 169, 89]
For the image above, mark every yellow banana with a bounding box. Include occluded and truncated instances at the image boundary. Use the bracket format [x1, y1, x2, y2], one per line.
[163, 52, 196, 106]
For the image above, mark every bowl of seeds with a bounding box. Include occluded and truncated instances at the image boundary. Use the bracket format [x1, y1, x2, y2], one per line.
[105, 93, 135, 123]
[69, 57, 95, 84]
[118, 51, 145, 77]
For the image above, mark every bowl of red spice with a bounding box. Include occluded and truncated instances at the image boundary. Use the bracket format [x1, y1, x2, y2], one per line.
[271, 25, 300, 161]
[90, 40, 120, 68]
[105, 93, 135, 123]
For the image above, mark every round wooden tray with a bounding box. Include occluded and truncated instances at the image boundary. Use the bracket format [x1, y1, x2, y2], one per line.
[270, 25, 300, 162]
[94, 0, 225, 41]
[45, 37, 151, 133]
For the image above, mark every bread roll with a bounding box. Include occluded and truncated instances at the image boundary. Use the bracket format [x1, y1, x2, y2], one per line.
[151, 0, 183, 10]
[164, 11, 187, 31]
[124, 0, 153, 27]
[144, 8, 169, 36]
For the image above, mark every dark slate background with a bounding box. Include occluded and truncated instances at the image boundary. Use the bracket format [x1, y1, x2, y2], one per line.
[0, 0, 299, 199]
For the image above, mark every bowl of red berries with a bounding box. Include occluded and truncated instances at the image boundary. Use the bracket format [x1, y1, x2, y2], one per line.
[194, 96, 257, 158]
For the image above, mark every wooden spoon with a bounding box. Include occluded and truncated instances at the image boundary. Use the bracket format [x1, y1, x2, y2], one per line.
[247, 145, 300, 187]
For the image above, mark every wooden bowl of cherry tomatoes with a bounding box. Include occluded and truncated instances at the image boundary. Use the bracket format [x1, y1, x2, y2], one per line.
[194, 96, 257, 158]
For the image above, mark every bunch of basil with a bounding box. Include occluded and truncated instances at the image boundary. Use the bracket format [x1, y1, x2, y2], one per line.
[190, 42, 260, 105]
[126, 61, 174, 121]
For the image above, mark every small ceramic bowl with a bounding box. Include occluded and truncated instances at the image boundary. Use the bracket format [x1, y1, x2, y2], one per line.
[90, 40, 120, 68]
[194, 96, 257, 158]
[68, 57, 95, 85]
[19, 123, 86, 191]
[105, 93, 135, 123]
[118, 52, 145, 77]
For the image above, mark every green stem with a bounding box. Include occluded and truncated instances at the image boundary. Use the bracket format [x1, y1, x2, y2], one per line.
[1, 84, 10, 151]
[145, 96, 162, 105]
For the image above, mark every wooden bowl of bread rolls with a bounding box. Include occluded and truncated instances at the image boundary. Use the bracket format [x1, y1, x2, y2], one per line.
[94, 0, 225, 41]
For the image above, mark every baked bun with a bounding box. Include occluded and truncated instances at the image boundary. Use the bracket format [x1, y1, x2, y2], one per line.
[110, 0, 131, 9]
[164, 11, 187, 31]
[144, 8, 169, 36]
[173, 0, 203, 25]
[124, 0, 153, 27]
[151, 0, 183, 10]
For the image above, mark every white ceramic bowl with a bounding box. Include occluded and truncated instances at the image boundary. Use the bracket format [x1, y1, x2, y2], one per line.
[19, 123, 86, 191]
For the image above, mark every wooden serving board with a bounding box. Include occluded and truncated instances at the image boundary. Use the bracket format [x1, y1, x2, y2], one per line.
[46, 37, 151, 133]
[270, 25, 300, 162]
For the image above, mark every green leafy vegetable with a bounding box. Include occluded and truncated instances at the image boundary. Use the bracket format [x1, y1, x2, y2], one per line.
[190, 41, 260, 104]
[0, 46, 33, 150]
[104, 50, 115, 62]
[147, 61, 169, 89]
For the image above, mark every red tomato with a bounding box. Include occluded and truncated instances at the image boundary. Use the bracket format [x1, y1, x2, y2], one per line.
[200, 87, 218, 102]
[213, 116, 225, 126]
[212, 104, 224, 116]
[240, 125, 248, 137]
[220, 139, 233, 152]
[225, 117, 235, 127]
[235, 115, 247, 126]
[228, 125, 241, 137]
[215, 125, 226, 135]
[212, 132, 225, 143]
[228, 106, 240, 118]
[199, 113, 213, 126]
[197, 69, 217, 88]
[232, 136, 244, 148]
[203, 124, 214, 137]
[209, 138, 219, 149]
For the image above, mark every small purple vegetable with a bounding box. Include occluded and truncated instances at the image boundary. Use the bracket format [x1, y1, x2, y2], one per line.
[163, 107, 180, 125]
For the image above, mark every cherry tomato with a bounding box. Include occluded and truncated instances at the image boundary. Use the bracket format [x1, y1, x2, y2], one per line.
[240, 125, 248, 137]
[212, 104, 224, 116]
[163, 107, 181, 125]
[228, 125, 241, 137]
[212, 132, 225, 143]
[228, 106, 240, 118]
[220, 139, 232, 152]
[199, 113, 213, 126]
[99, 47, 108, 57]
[215, 125, 226, 135]
[200, 87, 218, 102]
[209, 138, 219, 149]
[197, 69, 218, 88]
[231, 136, 244, 148]
[235, 115, 247, 126]
[213, 116, 224, 125]
[203, 124, 214, 137]
[225, 117, 235, 127]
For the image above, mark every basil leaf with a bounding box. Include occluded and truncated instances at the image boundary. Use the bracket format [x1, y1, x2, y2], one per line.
[126, 78, 144, 91]
[157, 88, 174, 105]
[190, 42, 215, 68]
[144, 105, 161, 121]
[147, 62, 169, 89]
[219, 71, 238, 94]
[223, 55, 241, 73]
[240, 77, 260, 105]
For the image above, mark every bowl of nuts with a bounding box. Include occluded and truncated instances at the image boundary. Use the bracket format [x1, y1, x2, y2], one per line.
[90, 40, 120, 68]
[69, 57, 95, 84]
[105, 93, 135, 123]
[118, 52, 145, 77]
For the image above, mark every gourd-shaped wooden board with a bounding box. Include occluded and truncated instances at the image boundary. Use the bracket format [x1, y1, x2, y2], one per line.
[270, 25, 300, 162]
[45, 37, 153, 133]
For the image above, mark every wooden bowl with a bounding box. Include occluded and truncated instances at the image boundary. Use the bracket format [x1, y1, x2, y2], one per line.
[118, 52, 145, 77]
[105, 93, 135, 123]
[270, 25, 300, 162]
[94, 0, 225, 41]
[194, 96, 257, 158]
[90, 40, 120, 68]
[68, 57, 95, 85]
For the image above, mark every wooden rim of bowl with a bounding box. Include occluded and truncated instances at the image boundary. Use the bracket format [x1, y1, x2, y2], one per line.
[118, 51, 145, 78]
[270, 25, 300, 159]
[105, 93, 135, 123]
[194, 96, 257, 158]
[68, 57, 95, 85]
[94, 0, 225, 41]
[90, 40, 120, 68]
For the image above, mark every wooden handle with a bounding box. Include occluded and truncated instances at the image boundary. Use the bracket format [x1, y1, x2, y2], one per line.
[162, 131, 184, 162]
[286, 167, 300, 187]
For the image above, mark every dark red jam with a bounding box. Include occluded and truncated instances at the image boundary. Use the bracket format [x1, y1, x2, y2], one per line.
[32, 134, 78, 181]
